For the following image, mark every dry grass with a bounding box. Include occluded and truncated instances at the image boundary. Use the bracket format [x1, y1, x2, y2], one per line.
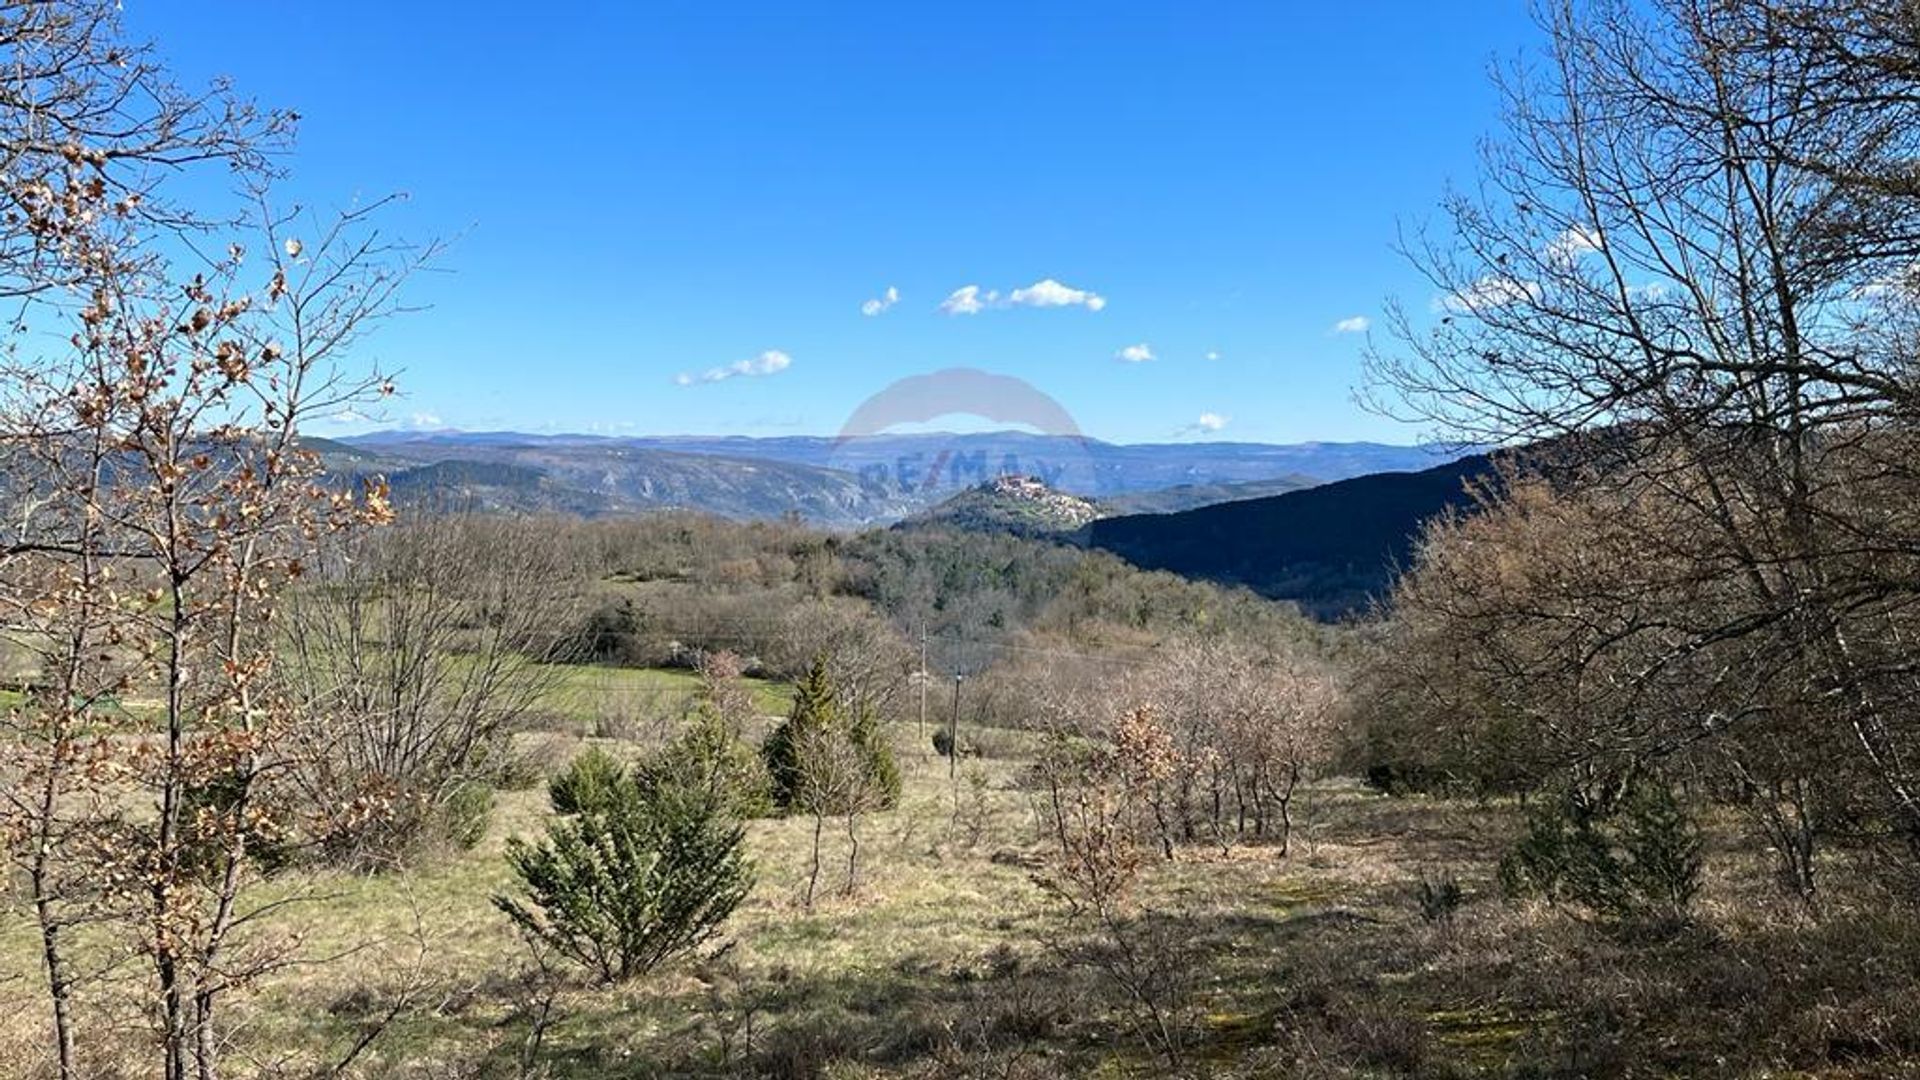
[5, 701, 1920, 1078]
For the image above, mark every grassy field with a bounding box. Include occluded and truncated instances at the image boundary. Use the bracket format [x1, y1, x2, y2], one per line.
[3, 672, 1918, 1078]
[537, 663, 796, 735]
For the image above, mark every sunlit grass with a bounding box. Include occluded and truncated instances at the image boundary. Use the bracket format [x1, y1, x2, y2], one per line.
[7, 669, 1920, 1078]
[537, 662, 795, 726]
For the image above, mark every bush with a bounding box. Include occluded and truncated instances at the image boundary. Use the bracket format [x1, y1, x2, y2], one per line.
[638, 705, 774, 820]
[1615, 778, 1704, 923]
[1500, 778, 1701, 926]
[549, 746, 631, 816]
[179, 770, 293, 877]
[495, 771, 753, 983]
[848, 704, 902, 809]
[438, 780, 495, 850]
[1415, 869, 1464, 926]
[566, 597, 649, 665]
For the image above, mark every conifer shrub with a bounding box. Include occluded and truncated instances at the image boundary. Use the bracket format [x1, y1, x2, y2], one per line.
[499, 749, 752, 983]
[638, 704, 774, 820]
[1500, 777, 1702, 927]
[548, 745, 630, 816]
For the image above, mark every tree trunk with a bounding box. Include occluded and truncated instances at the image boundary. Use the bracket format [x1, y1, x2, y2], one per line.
[806, 813, 824, 910]
[844, 813, 860, 896]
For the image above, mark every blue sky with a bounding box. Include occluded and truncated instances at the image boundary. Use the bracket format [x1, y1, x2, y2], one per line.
[125, 1, 1537, 444]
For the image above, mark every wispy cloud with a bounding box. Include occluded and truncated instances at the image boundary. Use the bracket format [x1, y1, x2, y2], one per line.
[1175, 411, 1230, 436]
[860, 285, 899, 317]
[1115, 343, 1155, 363]
[938, 285, 995, 315]
[1331, 315, 1370, 334]
[674, 349, 793, 387]
[1204, 349, 1221, 361]
[938, 278, 1106, 315]
[315, 407, 373, 427]
[1435, 275, 1542, 315]
[1546, 224, 1603, 266]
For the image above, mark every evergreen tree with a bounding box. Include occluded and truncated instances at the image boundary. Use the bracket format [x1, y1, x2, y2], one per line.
[764, 656, 838, 809]
[762, 655, 900, 813]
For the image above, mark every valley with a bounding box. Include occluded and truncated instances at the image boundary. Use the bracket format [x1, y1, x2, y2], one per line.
[5, 1, 1920, 1077]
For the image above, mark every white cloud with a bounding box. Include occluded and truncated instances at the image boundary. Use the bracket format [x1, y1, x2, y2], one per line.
[1196, 412, 1228, 432]
[1546, 224, 1603, 266]
[674, 349, 793, 387]
[1436, 276, 1543, 315]
[938, 278, 1105, 315]
[409, 412, 445, 430]
[1854, 261, 1920, 302]
[938, 285, 995, 316]
[1331, 315, 1370, 334]
[1204, 349, 1221, 361]
[860, 285, 899, 317]
[315, 407, 373, 427]
[1116, 343, 1155, 363]
[1008, 278, 1106, 312]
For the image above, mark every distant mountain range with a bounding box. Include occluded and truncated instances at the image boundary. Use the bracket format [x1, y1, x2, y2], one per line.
[315, 437, 919, 525]
[322, 429, 1469, 528]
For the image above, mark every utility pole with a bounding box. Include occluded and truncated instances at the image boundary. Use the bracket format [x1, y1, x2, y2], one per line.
[948, 672, 963, 779]
[918, 625, 929, 749]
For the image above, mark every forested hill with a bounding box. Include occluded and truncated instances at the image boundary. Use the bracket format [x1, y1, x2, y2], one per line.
[1082, 453, 1497, 619]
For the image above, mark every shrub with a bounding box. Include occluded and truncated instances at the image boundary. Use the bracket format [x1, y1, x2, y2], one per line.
[495, 774, 752, 983]
[1615, 778, 1703, 924]
[634, 650, 775, 820]
[1500, 778, 1702, 926]
[438, 780, 496, 850]
[1415, 869, 1464, 926]
[179, 770, 294, 877]
[548, 746, 631, 816]
[1499, 792, 1622, 910]
[566, 597, 648, 665]
[638, 705, 774, 820]
[848, 704, 902, 809]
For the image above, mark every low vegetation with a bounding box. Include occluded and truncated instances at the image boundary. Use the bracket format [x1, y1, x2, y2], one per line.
[496, 748, 754, 984]
[6, 0, 1920, 1077]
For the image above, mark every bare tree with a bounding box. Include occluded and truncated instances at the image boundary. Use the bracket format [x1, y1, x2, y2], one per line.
[1367, 0, 1920, 869]
[773, 596, 915, 721]
[1364, 472, 1851, 907]
[277, 514, 583, 865]
[1030, 706, 1188, 1066]
[0, 4, 430, 1075]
